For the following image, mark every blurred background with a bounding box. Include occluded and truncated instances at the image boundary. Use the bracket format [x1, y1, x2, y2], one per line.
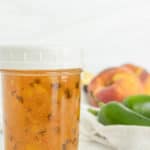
[0, 0, 150, 73]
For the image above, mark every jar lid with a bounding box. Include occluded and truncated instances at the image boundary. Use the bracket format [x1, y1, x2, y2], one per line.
[0, 45, 83, 70]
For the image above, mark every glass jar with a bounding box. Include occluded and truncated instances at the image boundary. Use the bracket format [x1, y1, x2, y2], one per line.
[0, 46, 82, 150]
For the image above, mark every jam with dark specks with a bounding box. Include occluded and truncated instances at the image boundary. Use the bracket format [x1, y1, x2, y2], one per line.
[2, 69, 81, 150]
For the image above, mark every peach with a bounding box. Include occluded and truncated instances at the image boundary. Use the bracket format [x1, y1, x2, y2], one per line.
[142, 75, 150, 94]
[88, 66, 144, 106]
[122, 64, 149, 81]
[122, 64, 150, 95]
[122, 64, 145, 76]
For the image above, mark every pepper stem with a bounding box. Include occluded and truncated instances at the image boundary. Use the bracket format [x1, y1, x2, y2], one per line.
[98, 102, 105, 107]
[88, 108, 99, 116]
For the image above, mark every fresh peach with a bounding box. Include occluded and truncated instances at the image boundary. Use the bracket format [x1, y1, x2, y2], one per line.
[122, 64, 150, 94]
[142, 75, 150, 94]
[122, 64, 149, 81]
[88, 66, 144, 106]
[122, 64, 145, 76]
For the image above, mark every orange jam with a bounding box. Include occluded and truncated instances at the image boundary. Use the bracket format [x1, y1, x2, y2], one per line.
[2, 69, 81, 150]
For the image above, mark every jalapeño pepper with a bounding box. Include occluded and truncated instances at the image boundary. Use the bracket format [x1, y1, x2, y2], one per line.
[89, 102, 150, 126]
[123, 95, 150, 118]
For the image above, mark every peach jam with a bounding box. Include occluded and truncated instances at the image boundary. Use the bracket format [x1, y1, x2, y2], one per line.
[2, 69, 81, 150]
[0, 47, 82, 150]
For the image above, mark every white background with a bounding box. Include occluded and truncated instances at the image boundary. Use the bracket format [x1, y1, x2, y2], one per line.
[0, 0, 150, 73]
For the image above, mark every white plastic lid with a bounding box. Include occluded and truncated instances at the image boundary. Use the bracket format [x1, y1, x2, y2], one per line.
[0, 46, 83, 70]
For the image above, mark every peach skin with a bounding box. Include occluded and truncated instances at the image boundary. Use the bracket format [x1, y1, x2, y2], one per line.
[88, 66, 144, 106]
[122, 64, 150, 95]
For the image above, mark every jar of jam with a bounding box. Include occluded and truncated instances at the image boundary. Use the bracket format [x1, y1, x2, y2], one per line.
[0, 46, 82, 150]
